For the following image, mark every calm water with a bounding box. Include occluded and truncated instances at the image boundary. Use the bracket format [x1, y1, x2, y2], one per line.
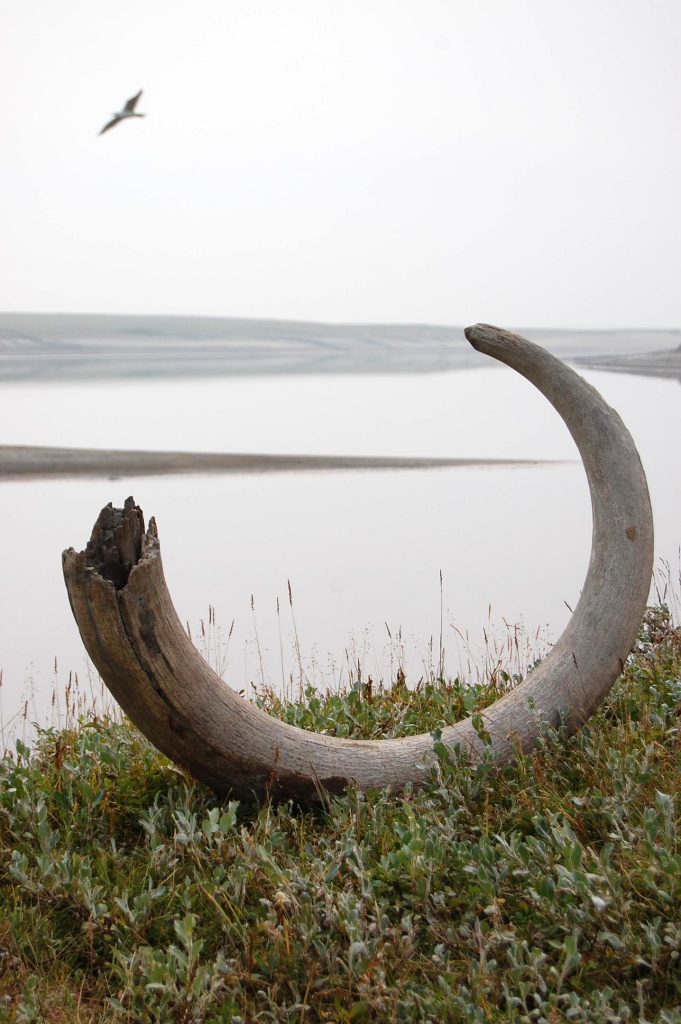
[1, 363, 679, 738]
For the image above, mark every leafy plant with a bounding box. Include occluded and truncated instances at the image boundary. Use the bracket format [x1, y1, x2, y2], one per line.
[0, 607, 679, 1021]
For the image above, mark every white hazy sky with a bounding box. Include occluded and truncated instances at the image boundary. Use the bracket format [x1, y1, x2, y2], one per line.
[2, 0, 680, 327]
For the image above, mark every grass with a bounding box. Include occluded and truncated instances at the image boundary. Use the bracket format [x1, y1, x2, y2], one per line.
[0, 607, 679, 1022]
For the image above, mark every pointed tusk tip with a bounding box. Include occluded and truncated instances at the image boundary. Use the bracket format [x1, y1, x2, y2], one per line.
[465, 323, 500, 348]
[465, 323, 522, 356]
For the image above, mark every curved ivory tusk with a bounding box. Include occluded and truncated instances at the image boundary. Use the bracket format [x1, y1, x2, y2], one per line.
[62, 325, 654, 802]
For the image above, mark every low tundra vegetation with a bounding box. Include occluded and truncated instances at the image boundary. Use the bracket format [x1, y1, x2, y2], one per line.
[0, 608, 679, 1023]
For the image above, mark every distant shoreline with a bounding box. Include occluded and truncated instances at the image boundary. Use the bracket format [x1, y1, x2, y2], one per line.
[574, 348, 681, 382]
[0, 445, 562, 481]
[1, 312, 679, 382]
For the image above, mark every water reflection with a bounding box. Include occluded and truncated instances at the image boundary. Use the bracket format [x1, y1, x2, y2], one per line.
[1, 366, 679, 737]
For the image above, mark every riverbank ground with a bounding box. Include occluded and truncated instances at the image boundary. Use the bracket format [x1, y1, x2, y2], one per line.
[0, 607, 679, 1022]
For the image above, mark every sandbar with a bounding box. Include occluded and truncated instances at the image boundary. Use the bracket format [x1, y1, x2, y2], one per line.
[0, 445, 559, 481]
[575, 346, 681, 382]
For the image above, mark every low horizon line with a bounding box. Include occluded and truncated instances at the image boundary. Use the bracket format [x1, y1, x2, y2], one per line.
[1, 310, 679, 334]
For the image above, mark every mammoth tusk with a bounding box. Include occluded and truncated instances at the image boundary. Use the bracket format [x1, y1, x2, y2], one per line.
[62, 325, 654, 803]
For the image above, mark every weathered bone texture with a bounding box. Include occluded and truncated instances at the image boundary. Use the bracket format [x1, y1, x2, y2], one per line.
[62, 325, 654, 802]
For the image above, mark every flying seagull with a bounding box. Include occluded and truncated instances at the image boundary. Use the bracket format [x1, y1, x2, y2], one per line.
[98, 90, 145, 135]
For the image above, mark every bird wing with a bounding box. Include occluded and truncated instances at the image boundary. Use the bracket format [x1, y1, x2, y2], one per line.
[99, 116, 122, 135]
[123, 90, 143, 112]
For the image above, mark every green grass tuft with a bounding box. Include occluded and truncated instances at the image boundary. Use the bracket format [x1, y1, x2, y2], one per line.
[0, 608, 679, 1022]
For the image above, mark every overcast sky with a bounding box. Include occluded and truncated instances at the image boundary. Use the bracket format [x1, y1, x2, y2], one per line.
[1, 0, 680, 327]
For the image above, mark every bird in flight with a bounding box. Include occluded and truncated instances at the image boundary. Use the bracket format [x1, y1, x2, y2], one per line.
[98, 90, 145, 135]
